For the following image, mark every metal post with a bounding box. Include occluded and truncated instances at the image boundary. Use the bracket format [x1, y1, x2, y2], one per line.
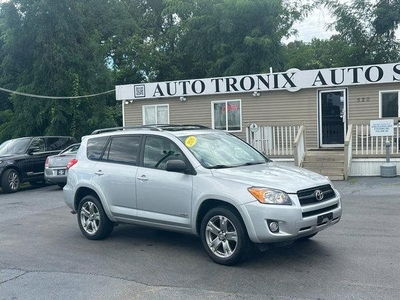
[380, 140, 397, 177]
[386, 140, 390, 163]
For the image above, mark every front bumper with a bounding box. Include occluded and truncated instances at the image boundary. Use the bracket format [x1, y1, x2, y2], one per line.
[242, 193, 342, 244]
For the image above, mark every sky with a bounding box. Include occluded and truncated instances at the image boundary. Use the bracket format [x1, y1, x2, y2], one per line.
[289, 0, 400, 43]
[290, 6, 337, 42]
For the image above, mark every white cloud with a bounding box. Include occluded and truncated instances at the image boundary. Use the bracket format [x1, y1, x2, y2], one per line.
[290, 6, 336, 42]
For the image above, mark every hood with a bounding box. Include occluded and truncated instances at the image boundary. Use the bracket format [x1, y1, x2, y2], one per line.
[0, 154, 24, 160]
[211, 162, 330, 193]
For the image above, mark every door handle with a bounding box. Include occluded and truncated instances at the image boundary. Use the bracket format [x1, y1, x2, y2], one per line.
[94, 170, 104, 176]
[137, 175, 148, 182]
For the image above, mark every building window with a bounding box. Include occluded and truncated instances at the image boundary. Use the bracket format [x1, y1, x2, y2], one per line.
[212, 100, 242, 131]
[142, 104, 169, 125]
[380, 91, 399, 118]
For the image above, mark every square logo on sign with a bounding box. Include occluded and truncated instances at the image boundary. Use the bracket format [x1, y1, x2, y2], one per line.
[134, 85, 145, 98]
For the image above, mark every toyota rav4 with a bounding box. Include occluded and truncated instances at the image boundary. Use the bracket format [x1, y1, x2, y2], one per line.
[63, 125, 342, 265]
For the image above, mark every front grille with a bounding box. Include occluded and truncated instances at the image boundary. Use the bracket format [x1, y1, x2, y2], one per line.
[297, 184, 336, 206]
[302, 204, 338, 218]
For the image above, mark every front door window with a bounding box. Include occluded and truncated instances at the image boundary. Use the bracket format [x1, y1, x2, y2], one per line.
[319, 90, 347, 147]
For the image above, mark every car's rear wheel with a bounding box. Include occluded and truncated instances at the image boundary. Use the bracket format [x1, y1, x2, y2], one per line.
[200, 207, 250, 265]
[77, 195, 114, 240]
[1, 169, 20, 193]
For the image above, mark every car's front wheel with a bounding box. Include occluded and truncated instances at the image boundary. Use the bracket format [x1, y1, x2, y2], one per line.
[77, 195, 114, 240]
[200, 207, 250, 265]
[1, 169, 20, 193]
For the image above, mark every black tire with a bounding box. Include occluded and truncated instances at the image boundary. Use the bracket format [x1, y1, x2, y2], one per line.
[1, 169, 20, 193]
[200, 207, 250, 265]
[77, 195, 114, 240]
[297, 232, 318, 242]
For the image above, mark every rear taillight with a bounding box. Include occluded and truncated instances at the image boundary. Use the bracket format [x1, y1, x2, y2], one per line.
[45, 157, 49, 169]
[66, 158, 78, 170]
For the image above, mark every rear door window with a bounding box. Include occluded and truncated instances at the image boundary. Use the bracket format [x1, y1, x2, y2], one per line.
[103, 136, 141, 165]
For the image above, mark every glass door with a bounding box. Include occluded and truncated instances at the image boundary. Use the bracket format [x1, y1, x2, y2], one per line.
[319, 89, 347, 147]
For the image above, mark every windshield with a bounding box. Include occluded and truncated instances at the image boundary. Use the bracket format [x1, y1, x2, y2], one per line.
[0, 138, 31, 156]
[178, 132, 270, 168]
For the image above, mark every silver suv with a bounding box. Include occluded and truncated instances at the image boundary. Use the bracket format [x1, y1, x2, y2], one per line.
[63, 125, 342, 265]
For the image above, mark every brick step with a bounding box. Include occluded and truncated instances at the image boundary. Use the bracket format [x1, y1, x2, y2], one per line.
[302, 149, 344, 180]
[303, 166, 343, 174]
[324, 175, 345, 181]
[307, 149, 343, 156]
[303, 155, 344, 162]
[302, 161, 344, 168]
[302, 150, 345, 180]
[302, 167, 344, 181]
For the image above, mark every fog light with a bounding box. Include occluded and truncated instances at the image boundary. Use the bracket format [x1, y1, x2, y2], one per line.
[268, 220, 279, 233]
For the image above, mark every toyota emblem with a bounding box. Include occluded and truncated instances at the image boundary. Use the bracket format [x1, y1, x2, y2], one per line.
[315, 190, 324, 201]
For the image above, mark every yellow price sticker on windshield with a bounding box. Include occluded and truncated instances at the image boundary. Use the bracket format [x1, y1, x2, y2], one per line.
[185, 136, 197, 148]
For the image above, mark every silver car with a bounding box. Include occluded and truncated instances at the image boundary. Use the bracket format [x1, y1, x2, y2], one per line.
[63, 125, 342, 265]
[45, 143, 80, 188]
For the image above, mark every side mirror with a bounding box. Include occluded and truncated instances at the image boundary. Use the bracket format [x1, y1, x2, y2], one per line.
[27, 147, 41, 155]
[165, 159, 187, 173]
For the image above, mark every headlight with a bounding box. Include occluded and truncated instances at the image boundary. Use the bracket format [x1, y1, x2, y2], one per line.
[248, 187, 292, 205]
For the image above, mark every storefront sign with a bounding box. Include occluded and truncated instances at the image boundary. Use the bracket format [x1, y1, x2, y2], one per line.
[116, 62, 400, 100]
[370, 119, 394, 137]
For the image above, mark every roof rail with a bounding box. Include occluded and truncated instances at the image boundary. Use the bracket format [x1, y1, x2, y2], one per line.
[154, 124, 210, 131]
[91, 124, 209, 135]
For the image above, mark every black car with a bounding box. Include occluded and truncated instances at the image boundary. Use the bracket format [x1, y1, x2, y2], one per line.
[0, 136, 77, 193]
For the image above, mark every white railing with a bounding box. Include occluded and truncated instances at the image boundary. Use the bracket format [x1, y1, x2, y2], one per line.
[294, 125, 306, 166]
[353, 120, 400, 155]
[344, 124, 353, 180]
[246, 124, 301, 156]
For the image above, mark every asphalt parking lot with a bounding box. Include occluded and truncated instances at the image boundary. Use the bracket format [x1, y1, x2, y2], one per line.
[0, 176, 400, 300]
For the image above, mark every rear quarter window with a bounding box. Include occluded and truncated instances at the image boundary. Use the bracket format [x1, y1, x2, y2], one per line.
[87, 136, 109, 161]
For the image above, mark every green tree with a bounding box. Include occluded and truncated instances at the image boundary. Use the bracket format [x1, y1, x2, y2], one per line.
[171, 0, 305, 77]
[373, 0, 400, 35]
[318, 0, 400, 65]
[0, 0, 119, 141]
[109, 0, 306, 82]
[284, 37, 354, 70]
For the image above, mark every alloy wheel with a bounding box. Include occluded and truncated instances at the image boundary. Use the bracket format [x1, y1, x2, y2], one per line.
[8, 170, 20, 191]
[205, 215, 238, 259]
[80, 201, 101, 235]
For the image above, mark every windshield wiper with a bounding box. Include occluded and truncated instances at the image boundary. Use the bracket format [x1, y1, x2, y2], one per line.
[208, 164, 236, 169]
[208, 161, 267, 169]
[237, 161, 267, 167]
